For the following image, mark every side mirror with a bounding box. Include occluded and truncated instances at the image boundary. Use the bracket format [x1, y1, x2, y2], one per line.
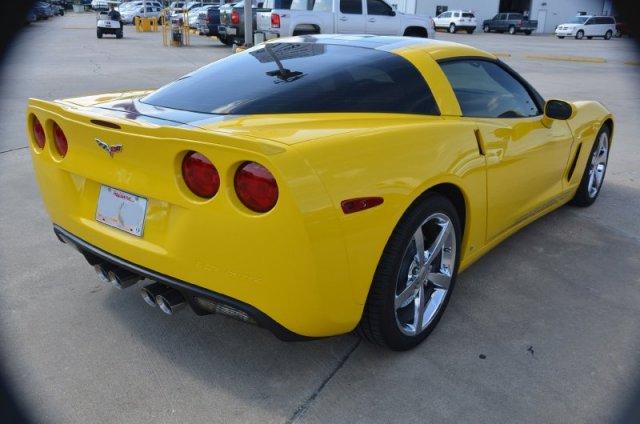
[389, 10, 396, 16]
[542, 99, 574, 127]
[545, 99, 575, 120]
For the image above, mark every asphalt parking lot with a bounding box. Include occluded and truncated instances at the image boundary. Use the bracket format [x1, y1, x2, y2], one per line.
[1, 12, 639, 423]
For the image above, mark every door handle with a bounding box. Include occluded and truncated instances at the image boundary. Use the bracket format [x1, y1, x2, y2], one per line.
[368, 18, 376, 22]
[339, 16, 348, 21]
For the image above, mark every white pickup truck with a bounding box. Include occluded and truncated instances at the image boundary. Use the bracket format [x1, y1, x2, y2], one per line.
[257, 0, 434, 39]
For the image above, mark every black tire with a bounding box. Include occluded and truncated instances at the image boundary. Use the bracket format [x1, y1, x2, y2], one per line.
[116, 29, 123, 39]
[604, 30, 612, 40]
[358, 193, 461, 351]
[219, 35, 234, 46]
[404, 28, 428, 38]
[483, 24, 490, 33]
[557, 35, 565, 39]
[575, 30, 584, 39]
[570, 124, 611, 207]
[524, 30, 532, 35]
[466, 28, 474, 34]
[449, 23, 456, 33]
[97, 28, 103, 39]
[508, 25, 516, 35]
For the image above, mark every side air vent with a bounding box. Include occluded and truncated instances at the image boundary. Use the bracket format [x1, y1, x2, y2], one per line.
[90, 119, 121, 130]
[567, 143, 582, 181]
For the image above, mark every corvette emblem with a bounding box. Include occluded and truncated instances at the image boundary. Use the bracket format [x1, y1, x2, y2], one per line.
[95, 138, 123, 157]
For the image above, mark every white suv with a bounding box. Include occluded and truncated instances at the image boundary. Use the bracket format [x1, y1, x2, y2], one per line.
[433, 10, 477, 34]
[555, 15, 616, 40]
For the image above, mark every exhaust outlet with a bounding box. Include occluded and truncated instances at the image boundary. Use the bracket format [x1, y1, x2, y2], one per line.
[140, 282, 170, 307]
[94, 264, 112, 283]
[108, 268, 141, 290]
[155, 288, 186, 315]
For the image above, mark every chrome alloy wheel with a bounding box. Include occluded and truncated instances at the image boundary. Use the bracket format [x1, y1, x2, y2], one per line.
[394, 213, 456, 336]
[587, 131, 609, 198]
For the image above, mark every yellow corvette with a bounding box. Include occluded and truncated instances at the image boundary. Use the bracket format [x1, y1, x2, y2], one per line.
[27, 35, 613, 350]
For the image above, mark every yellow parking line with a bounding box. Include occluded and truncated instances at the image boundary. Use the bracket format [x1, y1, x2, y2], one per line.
[624, 60, 640, 66]
[492, 52, 511, 57]
[525, 54, 606, 64]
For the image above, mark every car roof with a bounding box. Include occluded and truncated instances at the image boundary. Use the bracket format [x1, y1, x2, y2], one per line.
[265, 34, 495, 61]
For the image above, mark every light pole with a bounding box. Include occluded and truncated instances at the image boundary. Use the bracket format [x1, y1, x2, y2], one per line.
[243, 0, 252, 46]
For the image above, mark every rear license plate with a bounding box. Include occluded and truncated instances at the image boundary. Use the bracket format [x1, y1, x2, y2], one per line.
[96, 186, 147, 237]
[227, 27, 237, 35]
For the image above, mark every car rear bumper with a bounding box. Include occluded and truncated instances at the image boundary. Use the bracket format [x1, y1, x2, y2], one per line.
[55, 225, 311, 341]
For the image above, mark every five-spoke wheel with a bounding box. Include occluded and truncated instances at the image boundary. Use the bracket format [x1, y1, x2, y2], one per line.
[395, 213, 455, 336]
[571, 124, 611, 206]
[359, 193, 461, 350]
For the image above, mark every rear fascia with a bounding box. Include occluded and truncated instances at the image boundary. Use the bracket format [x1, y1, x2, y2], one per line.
[27, 98, 358, 337]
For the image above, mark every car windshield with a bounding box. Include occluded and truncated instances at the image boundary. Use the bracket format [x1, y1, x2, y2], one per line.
[568, 16, 589, 24]
[142, 43, 439, 115]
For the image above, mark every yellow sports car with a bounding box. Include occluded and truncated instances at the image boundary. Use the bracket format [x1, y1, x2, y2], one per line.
[27, 35, 613, 350]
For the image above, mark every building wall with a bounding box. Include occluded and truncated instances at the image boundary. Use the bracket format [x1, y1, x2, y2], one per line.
[391, 0, 612, 32]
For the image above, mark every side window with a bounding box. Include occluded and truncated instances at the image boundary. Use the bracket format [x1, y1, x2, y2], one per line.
[498, 14, 507, 20]
[585, 18, 594, 25]
[453, 12, 460, 18]
[439, 59, 541, 118]
[312, 0, 332, 11]
[367, 0, 392, 16]
[340, 0, 362, 14]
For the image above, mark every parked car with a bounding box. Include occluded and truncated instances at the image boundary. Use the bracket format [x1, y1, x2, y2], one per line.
[188, 5, 212, 28]
[555, 15, 616, 40]
[482, 12, 537, 35]
[196, 5, 222, 36]
[27, 35, 614, 350]
[33, 1, 56, 19]
[433, 10, 477, 34]
[91, 0, 118, 12]
[120, 3, 164, 24]
[256, 0, 434, 39]
[219, 1, 264, 45]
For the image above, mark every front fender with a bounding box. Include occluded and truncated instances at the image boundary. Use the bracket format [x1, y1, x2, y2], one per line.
[565, 101, 614, 187]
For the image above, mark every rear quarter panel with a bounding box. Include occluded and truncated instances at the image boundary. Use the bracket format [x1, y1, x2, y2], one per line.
[292, 115, 487, 308]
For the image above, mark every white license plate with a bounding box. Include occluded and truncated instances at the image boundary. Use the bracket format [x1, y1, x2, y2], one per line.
[227, 27, 236, 35]
[96, 186, 148, 237]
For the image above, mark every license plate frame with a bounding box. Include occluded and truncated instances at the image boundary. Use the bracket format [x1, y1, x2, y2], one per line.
[95, 185, 148, 237]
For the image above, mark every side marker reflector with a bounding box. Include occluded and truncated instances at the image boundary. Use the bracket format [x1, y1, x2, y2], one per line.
[341, 197, 384, 214]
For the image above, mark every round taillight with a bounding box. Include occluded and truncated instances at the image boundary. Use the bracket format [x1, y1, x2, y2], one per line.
[234, 161, 278, 213]
[32, 117, 45, 149]
[181, 151, 220, 199]
[52, 122, 68, 157]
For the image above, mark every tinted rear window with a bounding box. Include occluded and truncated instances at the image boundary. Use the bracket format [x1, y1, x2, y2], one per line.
[142, 43, 439, 115]
[462, 13, 474, 18]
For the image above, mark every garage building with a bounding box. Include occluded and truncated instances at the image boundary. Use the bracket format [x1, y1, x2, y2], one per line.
[389, 0, 616, 33]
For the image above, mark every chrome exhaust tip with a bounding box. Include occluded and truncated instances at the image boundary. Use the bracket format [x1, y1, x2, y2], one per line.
[107, 268, 141, 290]
[94, 264, 112, 283]
[140, 282, 170, 307]
[156, 289, 186, 315]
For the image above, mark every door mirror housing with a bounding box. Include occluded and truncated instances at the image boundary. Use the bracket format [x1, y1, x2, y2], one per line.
[542, 99, 575, 127]
[388, 10, 396, 16]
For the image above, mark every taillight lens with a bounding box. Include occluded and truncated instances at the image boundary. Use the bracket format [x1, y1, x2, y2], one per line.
[231, 10, 239, 25]
[52, 122, 68, 157]
[234, 161, 278, 213]
[271, 13, 280, 28]
[182, 151, 220, 199]
[32, 116, 45, 149]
